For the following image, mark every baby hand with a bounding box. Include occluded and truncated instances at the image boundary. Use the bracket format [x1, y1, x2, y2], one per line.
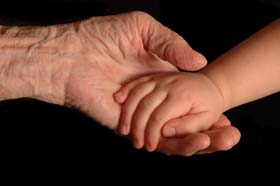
[114, 72, 225, 152]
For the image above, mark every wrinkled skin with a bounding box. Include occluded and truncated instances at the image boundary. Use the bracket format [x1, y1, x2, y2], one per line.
[60, 11, 240, 156]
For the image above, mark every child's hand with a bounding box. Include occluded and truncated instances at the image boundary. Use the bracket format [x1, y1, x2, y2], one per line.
[114, 72, 225, 151]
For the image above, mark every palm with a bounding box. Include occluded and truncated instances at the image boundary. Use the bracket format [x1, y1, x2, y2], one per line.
[65, 13, 177, 130]
[64, 12, 240, 155]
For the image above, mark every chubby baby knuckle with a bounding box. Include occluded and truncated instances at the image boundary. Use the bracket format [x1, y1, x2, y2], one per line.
[130, 125, 139, 135]
[121, 107, 130, 118]
[138, 99, 153, 110]
[131, 125, 143, 138]
[149, 112, 163, 124]
[182, 124, 197, 134]
[209, 112, 221, 124]
[121, 84, 130, 92]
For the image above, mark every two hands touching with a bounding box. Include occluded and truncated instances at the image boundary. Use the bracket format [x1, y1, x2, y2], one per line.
[0, 11, 240, 156]
[112, 16, 280, 154]
[114, 72, 225, 152]
[67, 11, 240, 155]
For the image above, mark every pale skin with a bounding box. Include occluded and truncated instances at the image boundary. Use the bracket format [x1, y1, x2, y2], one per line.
[0, 11, 240, 156]
[115, 18, 280, 152]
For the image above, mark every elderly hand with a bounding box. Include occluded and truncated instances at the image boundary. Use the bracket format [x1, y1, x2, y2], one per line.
[0, 11, 240, 156]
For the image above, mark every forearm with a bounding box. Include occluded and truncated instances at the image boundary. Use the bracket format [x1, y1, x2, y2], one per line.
[0, 24, 77, 104]
[202, 19, 280, 111]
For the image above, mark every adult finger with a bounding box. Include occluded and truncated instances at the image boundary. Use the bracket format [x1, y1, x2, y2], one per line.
[157, 133, 210, 156]
[136, 11, 207, 71]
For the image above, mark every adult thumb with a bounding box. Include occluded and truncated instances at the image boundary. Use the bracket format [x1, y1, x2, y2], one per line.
[138, 11, 207, 70]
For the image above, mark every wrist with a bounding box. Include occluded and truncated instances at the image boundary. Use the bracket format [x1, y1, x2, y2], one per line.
[0, 23, 80, 105]
[200, 68, 232, 112]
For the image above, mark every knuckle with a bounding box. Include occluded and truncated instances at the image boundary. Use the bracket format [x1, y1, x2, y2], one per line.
[182, 124, 196, 134]
[131, 124, 143, 138]
[130, 11, 151, 19]
[120, 86, 128, 95]
[149, 112, 162, 124]
[138, 98, 152, 110]
[177, 121, 197, 135]
[121, 106, 130, 120]
[131, 125, 140, 135]
[121, 108, 128, 117]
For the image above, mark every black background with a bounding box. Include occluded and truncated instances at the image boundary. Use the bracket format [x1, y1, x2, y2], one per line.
[1, 0, 280, 178]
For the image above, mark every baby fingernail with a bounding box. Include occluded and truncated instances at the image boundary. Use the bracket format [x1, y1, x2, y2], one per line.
[117, 90, 122, 96]
[120, 125, 127, 135]
[145, 141, 155, 152]
[163, 127, 175, 137]
[115, 90, 123, 97]
[134, 139, 141, 149]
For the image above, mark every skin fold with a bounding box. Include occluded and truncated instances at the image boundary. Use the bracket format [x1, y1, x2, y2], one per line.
[115, 18, 280, 152]
[0, 11, 240, 156]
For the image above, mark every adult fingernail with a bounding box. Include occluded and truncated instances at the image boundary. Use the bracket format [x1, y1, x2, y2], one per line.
[163, 127, 175, 137]
[194, 52, 207, 67]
